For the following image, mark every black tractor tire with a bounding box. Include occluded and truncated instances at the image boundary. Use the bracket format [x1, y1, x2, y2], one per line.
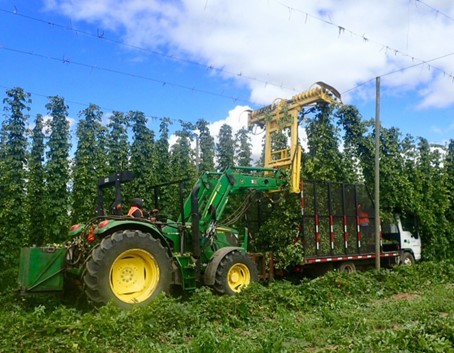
[83, 229, 172, 308]
[214, 251, 258, 296]
[400, 252, 415, 265]
[338, 261, 356, 273]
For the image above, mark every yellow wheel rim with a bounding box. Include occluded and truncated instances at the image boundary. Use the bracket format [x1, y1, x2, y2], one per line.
[110, 249, 160, 303]
[227, 263, 251, 293]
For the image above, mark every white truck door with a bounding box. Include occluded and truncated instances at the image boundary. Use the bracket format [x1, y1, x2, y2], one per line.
[397, 215, 422, 261]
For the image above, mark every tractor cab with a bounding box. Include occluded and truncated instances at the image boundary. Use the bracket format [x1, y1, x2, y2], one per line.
[382, 214, 422, 264]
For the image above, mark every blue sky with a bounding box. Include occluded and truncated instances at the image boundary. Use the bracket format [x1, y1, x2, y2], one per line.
[1, 0, 453, 154]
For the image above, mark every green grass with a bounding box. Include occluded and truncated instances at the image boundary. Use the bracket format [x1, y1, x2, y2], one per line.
[1, 261, 454, 352]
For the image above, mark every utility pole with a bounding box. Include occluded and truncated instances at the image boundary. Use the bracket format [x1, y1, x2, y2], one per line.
[375, 77, 381, 270]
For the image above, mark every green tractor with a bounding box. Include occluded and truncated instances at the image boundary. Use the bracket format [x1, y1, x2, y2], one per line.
[18, 167, 286, 308]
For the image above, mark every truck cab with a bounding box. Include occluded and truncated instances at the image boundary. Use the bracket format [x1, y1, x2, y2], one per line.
[382, 215, 422, 264]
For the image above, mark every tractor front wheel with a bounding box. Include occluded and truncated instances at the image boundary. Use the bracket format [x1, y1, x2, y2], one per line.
[83, 230, 171, 308]
[214, 251, 258, 295]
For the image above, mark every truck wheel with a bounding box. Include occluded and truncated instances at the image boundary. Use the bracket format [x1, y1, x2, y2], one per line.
[83, 230, 171, 308]
[400, 252, 415, 265]
[338, 261, 356, 273]
[214, 251, 258, 295]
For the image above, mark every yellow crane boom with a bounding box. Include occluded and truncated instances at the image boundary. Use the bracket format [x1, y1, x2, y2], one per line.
[248, 82, 341, 193]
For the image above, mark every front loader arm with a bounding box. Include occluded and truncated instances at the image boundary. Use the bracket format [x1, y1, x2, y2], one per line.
[178, 171, 221, 224]
[198, 166, 287, 227]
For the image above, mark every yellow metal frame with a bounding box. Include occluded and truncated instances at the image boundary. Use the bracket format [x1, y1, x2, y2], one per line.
[248, 82, 341, 193]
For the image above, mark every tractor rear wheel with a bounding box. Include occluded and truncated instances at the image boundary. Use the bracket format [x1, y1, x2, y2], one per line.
[214, 251, 258, 295]
[83, 230, 171, 308]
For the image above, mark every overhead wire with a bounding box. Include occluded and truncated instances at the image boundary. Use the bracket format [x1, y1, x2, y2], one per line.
[1, 2, 454, 110]
[272, 0, 454, 84]
[4, 1, 454, 97]
[414, 0, 454, 23]
[342, 51, 454, 95]
[0, 81, 218, 128]
[0, 82, 170, 123]
[0, 46, 248, 105]
[0, 7, 298, 94]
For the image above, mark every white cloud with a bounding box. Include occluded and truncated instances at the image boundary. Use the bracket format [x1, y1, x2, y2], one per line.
[418, 75, 454, 109]
[43, 0, 454, 110]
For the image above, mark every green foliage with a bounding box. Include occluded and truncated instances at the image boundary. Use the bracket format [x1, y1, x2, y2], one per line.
[235, 127, 252, 167]
[270, 128, 288, 152]
[409, 138, 450, 259]
[216, 123, 235, 171]
[153, 117, 175, 211]
[251, 192, 304, 269]
[168, 121, 197, 218]
[378, 127, 412, 213]
[101, 111, 131, 211]
[106, 111, 130, 173]
[335, 104, 373, 182]
[129, 111, 157, 208]
[446, 140, 454, 251]
[45, 96, 72, 243]
[155, 118, 172, 180]
[0, 122, 8, 251]
[1, 261, 454, 352]
[0, 87, 31, 265]
[335, 104, 453, 259]
[72, 104, 106, 222]
[28, 114, 46, 245]
[196, 119, 215, 174]
[304, 103, 355, 183]
[0, 87, 453, 268]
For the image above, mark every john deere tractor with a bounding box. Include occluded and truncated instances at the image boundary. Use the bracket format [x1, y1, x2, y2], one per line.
[18, 167, 286, 308]
[18, 83, 341, 308]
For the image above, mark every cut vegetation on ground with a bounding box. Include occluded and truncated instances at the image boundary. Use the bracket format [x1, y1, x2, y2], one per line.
[1, 260, 454, 353]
